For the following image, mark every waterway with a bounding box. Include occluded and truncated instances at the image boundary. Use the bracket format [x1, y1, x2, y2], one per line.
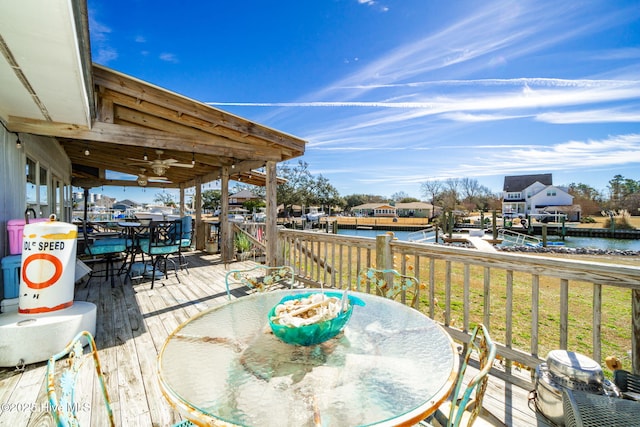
[337, 228, 640, 251]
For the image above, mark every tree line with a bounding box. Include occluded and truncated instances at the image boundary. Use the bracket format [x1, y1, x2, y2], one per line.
[191, 161, 639, 218]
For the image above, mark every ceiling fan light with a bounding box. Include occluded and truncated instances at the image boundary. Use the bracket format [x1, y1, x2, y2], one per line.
[152, 164, 168, 176]
[137, 177, 148, 186]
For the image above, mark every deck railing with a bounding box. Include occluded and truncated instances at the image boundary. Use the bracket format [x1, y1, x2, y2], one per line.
[277, 228, 640, 388]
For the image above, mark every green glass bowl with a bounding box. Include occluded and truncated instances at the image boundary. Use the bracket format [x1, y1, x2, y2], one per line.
[268, 292, 365, 346]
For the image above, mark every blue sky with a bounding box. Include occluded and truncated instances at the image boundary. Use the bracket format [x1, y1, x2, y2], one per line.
[87, 0, 640, 204]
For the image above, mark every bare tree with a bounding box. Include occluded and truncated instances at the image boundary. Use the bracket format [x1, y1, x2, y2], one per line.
[460, 177, 482, 200]
[420, 180, 443, 205]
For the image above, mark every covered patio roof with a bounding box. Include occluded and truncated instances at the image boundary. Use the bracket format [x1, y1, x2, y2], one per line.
[1, 0, 305, 190]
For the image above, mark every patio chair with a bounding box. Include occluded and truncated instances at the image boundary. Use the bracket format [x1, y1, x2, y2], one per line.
[356, 267, 420, 308]
[421, 324, 498, 427]
[139, 219, 182, 289]
[562, 389, 640, 427]
[81, 220, 127, 288]
[613, 369, 640, 401]
[225, 264, 295, 299]
[176, 215, 193, 273]
[47, 330, 114, 426]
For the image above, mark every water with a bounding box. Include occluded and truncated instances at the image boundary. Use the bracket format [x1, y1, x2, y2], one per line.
[337, 229, 640, 251]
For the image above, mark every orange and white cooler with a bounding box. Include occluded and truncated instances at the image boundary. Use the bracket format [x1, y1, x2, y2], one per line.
[19, 217, 77, 314]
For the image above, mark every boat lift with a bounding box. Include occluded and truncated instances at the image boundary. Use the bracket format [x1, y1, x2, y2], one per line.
[497, 228, 542, 247]
[408, 227, 438, 244]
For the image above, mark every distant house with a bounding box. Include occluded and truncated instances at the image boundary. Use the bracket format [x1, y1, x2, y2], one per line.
[229, 189, 260, 207]
[351, 201, 436, 218]
[502, 174, 580, 221]
[351, 203, 397, 217]
[394, 202, 435, 219]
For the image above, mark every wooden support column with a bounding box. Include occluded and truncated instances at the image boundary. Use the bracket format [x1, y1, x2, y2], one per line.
[179, 186, 185, 216]
[194, 176, 203, 250]
[220, 168, 232, 263]
[265, 161, 278, 266]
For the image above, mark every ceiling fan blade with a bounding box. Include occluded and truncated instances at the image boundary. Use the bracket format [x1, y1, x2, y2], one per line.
[128, 161, 152, 166]
[167, 163, 195, 168]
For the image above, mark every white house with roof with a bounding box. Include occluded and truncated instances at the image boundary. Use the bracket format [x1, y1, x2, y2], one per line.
[502, 174, 580, 221]
[350, 202, 436, 218]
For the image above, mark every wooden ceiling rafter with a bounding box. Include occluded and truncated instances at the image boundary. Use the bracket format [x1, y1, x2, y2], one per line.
[92, 65, 305, 154]
[8, 64, 306, 189]
[99, 87, 287, 154]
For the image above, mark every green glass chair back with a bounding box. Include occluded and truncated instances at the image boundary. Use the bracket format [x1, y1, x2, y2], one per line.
[225, 265, 295, 299]
[445, 324, 497, 427]
[47, 330, 114, 427]
[356, 267, 420, 308]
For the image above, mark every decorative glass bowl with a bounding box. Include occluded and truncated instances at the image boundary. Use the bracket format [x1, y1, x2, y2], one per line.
[268, 291, 365, 346]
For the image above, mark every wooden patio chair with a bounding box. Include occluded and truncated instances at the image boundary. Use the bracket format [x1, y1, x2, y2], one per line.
[46, 330, 114, 426]
[421, 324, 498, 427]
[225, 264, 295, 299]
[562, 388, 640, 427]
[356, 267, 420, 308]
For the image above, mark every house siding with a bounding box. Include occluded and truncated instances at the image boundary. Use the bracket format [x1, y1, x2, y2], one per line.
[0, 129, 72, 260]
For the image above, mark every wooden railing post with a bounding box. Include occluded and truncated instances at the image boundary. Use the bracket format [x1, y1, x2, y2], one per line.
[376, 233, 393, 270]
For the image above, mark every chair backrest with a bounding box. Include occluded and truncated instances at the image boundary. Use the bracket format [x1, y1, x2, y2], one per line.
[82, 220, 127, 257]
[446, 324, 497, 427]
[141, 220, 182, 254]
[562, 388, 640, 427]
[562, 389, 582, 427]
[356, 267, 420, 308]
[614, 369, 640, 394]
[47, 330, 114, 427]
[225, 265, 295, 299]
[179, 216, 193, 247]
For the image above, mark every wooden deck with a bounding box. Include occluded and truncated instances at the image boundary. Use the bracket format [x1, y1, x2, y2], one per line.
[0, 251, 552, 426]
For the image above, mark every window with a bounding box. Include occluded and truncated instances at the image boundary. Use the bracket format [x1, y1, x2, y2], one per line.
[506, 192, 521, 200]
[546, 190, 556, 197]
[39, 165, 49, 212]
[25, 156, 70, 220]
[26, 157, 37, 207]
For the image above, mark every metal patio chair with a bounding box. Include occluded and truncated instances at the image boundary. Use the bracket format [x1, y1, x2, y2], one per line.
[139, 219, 182, 289]
[562, 388, 640, 427]
[46, 330, 114, 426]
[356, 267, 421, 308]
[81, 220, 127, 288]
[421, 324, 498, 427]
[176, 215, 193, 273]
[613, 369, 640, 401]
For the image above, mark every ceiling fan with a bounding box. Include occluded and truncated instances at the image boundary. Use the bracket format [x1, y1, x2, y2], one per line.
[136, 168, 170, 187]
[128, 149, 194, 176]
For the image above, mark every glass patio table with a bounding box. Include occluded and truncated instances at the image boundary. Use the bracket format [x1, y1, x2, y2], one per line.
[158, 289, 459, 427]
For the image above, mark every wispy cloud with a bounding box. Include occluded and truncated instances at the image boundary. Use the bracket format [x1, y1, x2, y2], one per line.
[94, 48, 118, 64]
[88, 12, 117, 64]
[536, 108, 640, 124]
[159, 53, 179, 63]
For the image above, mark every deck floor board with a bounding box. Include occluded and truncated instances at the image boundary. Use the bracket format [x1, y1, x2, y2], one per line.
[0, 251, 547, 426]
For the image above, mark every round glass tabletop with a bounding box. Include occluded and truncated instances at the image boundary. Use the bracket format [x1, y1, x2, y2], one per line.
[158, 289, 458, 427]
